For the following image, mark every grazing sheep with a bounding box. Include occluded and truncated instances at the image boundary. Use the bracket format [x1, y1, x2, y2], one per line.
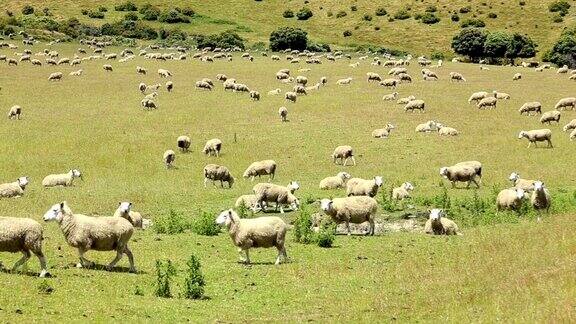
[305, 83, 320, 91]
[295, 75, 308, 85]
[513, 73, 522, 81]
[320, 76, 327, 85]
[163, 150, 176, 168]
[468, 91, 488, 104]
[7, 105, 21, 119]
[42, 170, 82, 187]
[380, 78, 399, 88]
[136, 66, 147, 74]
[424, 209, 462, 235]
[571, 129, 576, 141]
[31, 59, 42, 66]
[382, 92, 398, 101]
[144, 92, 158, 100]
[138, 82, 147, 93]
[346, 176, 383, 197]
[235, 195, 260, 211]
[405, 99, 425, 113]
[43, 202, 136, 272]
[508, 172, 535, 192]
[496, 187, 525, 211]
[477, 94, 497, 110]
[196, 81, 213, 90]
[531, 181, 551, 213]
[177, 135, 191, 152]
[279, 106, 288, 122]
[397, 95, 416, 105]
[215, 209, 287, 265]
[332, 145, 356, 166]
[216, 73, 228, 82]
[319, 172, 351, 190]
[243, 160, 277, 181]
[336, 77, 352, 85]
[518, 129, 553, 148]
[0, 177, 29, 198]
[202, 138, 223, 157]
[204, 164, 234, 188]
[493, 91, 510, 100]
[0, 217, 49, 277]
[320, 196, 378, 236]
[253, 182, 300, 213]
[371, 124, 395, 138]
[48, 72, 63, 81]
[540, 110, 561, 124]
[562, 119, 576, 132]
[233, 83, 250, 92]
[7, 58, 17, 66]
[166, 81, 173, 92]
[103, 64, 113, 71]
[141, 99, 157, 110]
[158, 69, 172, 78]
[249, 90, 260, 101]
[114, 202, 146, 229]
[392, 182, 414, 200]
[293, 85, 307, 95]
[449, 72, 466, 82]
[397, 73, 412, 83]
[440, 165, 480, 188]
[519, 102, 542, 115]
[557, 65, 569, 74]
[285, 91, 297, 103]
[438, 126, 459, 136]
[554, 97, 576, 110]
[366, 72, 382, 82]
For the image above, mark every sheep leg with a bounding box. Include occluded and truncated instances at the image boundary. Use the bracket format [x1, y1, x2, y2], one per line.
[275, 246, 286, 265]
[472, 178, 480, 188]
[547, 140, 553, 148]
[77, 249, 94, 268]
[343, 157, 348, 166]
[279, 205, 285, 214]
[124, 246, 136, 273]
[203, 178, 208, 188]
[238, 248, 249, 263]
[346, 221, 351, 236]
[527, 141, 532, 148]
[220, 180, 224, 188]
[369, 219, 375, 236]
[106, 248, 125, 271]
[12, 250, 31, 271]
[351, 156, 356, 166]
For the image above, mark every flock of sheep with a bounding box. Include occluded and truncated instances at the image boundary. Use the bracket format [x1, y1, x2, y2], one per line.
[0, 36, 574, 275]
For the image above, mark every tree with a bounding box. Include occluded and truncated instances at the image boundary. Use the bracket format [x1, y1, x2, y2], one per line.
[507, 33, 536, 58]
[483, 31, 512, 59]
[543, 26, 576, 68]
[296, 7, 313, 20]
[269, 27, 308, 51]
[451, 28, 487, 61]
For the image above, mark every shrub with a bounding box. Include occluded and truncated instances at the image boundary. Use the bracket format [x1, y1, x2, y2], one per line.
[343, 30, 352, 37]
[22, 5, 34, 15]
[484, 31, 513, 58]
[293, 204, 314, 244]
[296, 7, 313, 20]
[87, 10, 105, 19]
[393, 9, 411, 20]
[134, 285, 144, 296]
[154, 210, 191, 234]
[194, 30, 245, 49]
[124, 12, 139, 21]
[158, 9, 190, 23]
[81, 9, 88, 16]
[42, 8, 52, 16]
[459, 6, 471, 14]
[519, 1, 526, 5]
[363, 14, 372, 21]
[154, 259, 176, 298]
[336, 11, 347, 18]
[452, 28, 487, 61]
[374, 26, 380, 31]
[451, 13, 460, 22]
[182, 254, 205, 300]
[315, 221, 335, 248]
[431, 51, 445, 60]
[140, 4, 160, 21]
[327, 11, 333, 17]
[543, 26, 576, 68]
[191, 210, 220, 236]
[552, 14, 564, 23]
[460, 18, 485, 28]
[350, 5, 357, 12]
[115, 1, 137, 12]
[37, 281, 54, 295]
[421, 12, 440, 24]
[488, 12, 497, 18]
[269, 26, 308, 51]
[425, 5, 437, 12]
[549, 0, 570, 16]
[98, 6, 108, 12]
[283, 10, 294, 18]
[379, 187, 397, 212]
[375, 7, 387, 16]
[181, 7, 196, 17]
[306, 41, 331, 52]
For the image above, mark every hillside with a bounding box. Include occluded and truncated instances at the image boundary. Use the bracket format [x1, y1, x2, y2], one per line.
[0, 0, 574, 56]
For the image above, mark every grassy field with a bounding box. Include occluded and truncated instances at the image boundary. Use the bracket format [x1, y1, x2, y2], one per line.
[0, 42, 575, 321]
[0, 0, 574, 55]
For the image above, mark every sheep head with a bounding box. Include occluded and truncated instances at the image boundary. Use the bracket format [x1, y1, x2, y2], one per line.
[518, 131, 527, 139]
[374, 176, 383, 187]
[429, 208, 444, 222]
[509, 172, 519, 182]
[403, 182, 414, 191]
[533, 181, 545, 191]
[215, 209, 238, 227]
[320, 199, 333, 213]
[17, 176, 29, 188]
[117, 202, 132, 215]
[43, 201, 71, 222]
[515, 188, 525, 200]
[439, 167, 449, 177]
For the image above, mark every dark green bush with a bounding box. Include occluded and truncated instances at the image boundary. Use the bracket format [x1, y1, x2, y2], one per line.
[98, 6, 108, 12]
[283, 10, 294, 18]
[350, 5, 357, 12]
[124, 12, 139, 21]
[154, 210, 191, 234]
[182, 254, 205, 299]
[154, 259, 176, 298]
[115, 1, 137, 12]
[158, 9, 190, 23]
[269, 26, 308, 51]
[488, 12, 497, 18]
[293, 204, 314, 244]
[421, 12, 440, 24]
[425, 5, 437, 12]
[460, 18, 485, 28]
[296, 7, 313, 20]
[451, 13, 460, 22]
[336, 11, 347, 18]
[87, 10, 105, 19]
[140, 4, 160, 21]
[459, 6, 471, 14]
[191, 210, 220, 236]
[343, 30, 352, 37]
[548, 0, 570, 16]
[543, 26, 576, 68]
[393, 9, 411, 20]
[22, 5, 35, 15]
[306, 41, 331, 52]
[180, 7, 196, 17]
[375, 7, 387, 16]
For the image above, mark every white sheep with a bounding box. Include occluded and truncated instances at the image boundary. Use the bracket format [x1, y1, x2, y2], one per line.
[0, 217, 49, 277]
[518, 129, 553, 148]
[103, 64, 113, 71]
[253, 182, 300, 213]
[571, 128, 576, 141]
[7, 105, 21, 119]
[177, 135, 191, 152]
[0, 177, 29, 198]
[477, 93, 498, 109]
[382, 92, 398, 101]
[449, 72, 466, 82]
[163, 150, 176, 168]
[141, 99, 157, 110]
[216, 209, 287, 265]
[496, 187, 525, 211]
[42, 170, 82, 187]
[279, 106, 288, 122]
[519, 102, 542, 115]
[346, 176, 383, 197]
[440, 165, 480, 188]
[371, 124, 395, 138]
[554, 97, 576, 110]
[235, 194, 261, 211]
[380, 78, 399, 88]
[557, 65, 569, 74]
[166, 81, 173, 92]
[320, 196, 378, 235]
[531, 181, 551, 213]
[493, 91, 510, 100]
[204, 164, 234, 188]
[336, 77, 352, 85]
[268, 89, 281, 95]
[158, 68, 172, 78]
[366, 72, 382, 82]
[438, 126, 459, 136]
[332, 145, 356, 166]
[285, 91, 297, 103]
[43, 202, 136, 272]
[540, 110, 561, 124]
[249, 90, 260, 101]
[136, 66, 147, 74]
[415, 120, 438, 133]
[404, 99, 425, 113]
[114, 202, 148, 229]
[424, 209, 462, 235]
[319, 172, 351, 190]
[397, 95, 416, 105]
[508, 172, 535, 192]
[203, 138, 222, 157]
[468, 91, 488, 104]
[563, 119, 576, 132]
[512, 73, 522, 81]
[48, 72, 63, 81]
[69, 69, 83, 76]
[392, 182, 414, 200]
[243, 160, 277, 181]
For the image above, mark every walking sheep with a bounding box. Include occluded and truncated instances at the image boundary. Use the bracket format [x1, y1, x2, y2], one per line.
[42, 169, 82, 187]
[519, 102, 542, 115]
[392, 182, 414, 200]
[518, 129, 553, 148]
[204, 164, 234, 188]
[215, 209, 287, 265]
[158, 68, 172, 78]
[554, 97, 576, 110]
[43, 202, 136, 272]
[48, 72, 63, 81]
[253, 182, 300, 213]
[163, 150, 176, 168]
[0, 177, 29, 198]
[346, 176, 383, 197]
[279, 106, 288, 122]
[405, 99, 425, 113]
[177, 135, 191, 152]
[141, 99, 157, 110]
[285, 91, 297, 103]
[235, 195, 261, 211]
[332, 145, 356, 166]
[477, 94, 497, 110]
[249, 90, 260, 101]
[103, 64, 113, 71]
[540, 110, 561, 124]
[440, 164, 480, 188]
[319, 172, 351, 189]
[202, 138, 222, 157]
[7, 105, 21, 119]
[320, 196, 378, 235]
[243, 160, 277, 181]
[563, 119, 576, 132]
[496, 187, 525, 211]
[508, 172, 535, 192]
[0, 217, 49, 277]
[449, 72, 466, 82]
[468, 91, 488, 104]
[136, 66, 147, 75]
[424, 209, 462, 235]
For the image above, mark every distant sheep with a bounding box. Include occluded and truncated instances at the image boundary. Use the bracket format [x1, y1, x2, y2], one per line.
[382, 92, 398, 101]
[468, 91, 488, 104]
[103, 64, 113, 71]
[204, 164, 234, 188]
[563, 119, 576, 132]
[404, 99, 425, 113]
[449, 72, 466, 82]
[554, 97, 576, 110]
[163, 150, 175, 168]
[285, 91, 297, 103]
[540, 110, 561, 124]
[346, 176, 383, 197]
[7, 105, 21, 120]
[48, 72, 63, 81]
[519, 102, 542, 115]
[392, 182, 414, 200]
[249, 90, 260, 101]
[332, 145, 355, 166]
[518, 129, 553, 148]
[203, 138, 223, 157]
[512, 73, 522, 81]
[243, 160, 277, 181]
[336, 77, 352, 85]
[158, 69, 172, 78]
[278, 106, 288, 122]
[177, 135, 191, 152]
[371, 124, 395, 138]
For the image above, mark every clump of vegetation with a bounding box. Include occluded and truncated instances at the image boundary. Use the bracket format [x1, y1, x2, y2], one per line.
[519, 1, 526, 6]
[293, 204, 315, 244]
[296, 7, 313, 20]
[37, 281, 54, 295]
[460, 18, 486, 28]
[393, 9, 411, 20]
[375, 7, 387, 16]
[154, 259, 177, 298]
[283, 10, 294, 18]
[22, 5, 35, 15]
[140, 5, 160, 21]
[451, 13, 460, 22]
[459, 6, 472, 14]
[431, 51, 445, 60]
[315, 221, 336, 248]
[363, 14, 372, 21]
[124, 12, 139, 21]
[154, 209, 191, 234]
[191, 210, 220, 236]
[425, 5, 437, 12]
[269, 26, 308, 51]
[343, 30, 352, 37]
[98, 6, 108, 12]
[543, 25, 576, 68]
[87, 10, 105, 19]
[134, 285, 144, 296]
[452, 28, 536, 62]
[420, 12, 440, 24]
[115, 1, 137, 12]
[350, 5, 358, 12]
[548, 0, 571, 16]
[336, 11, 347, 18]
[306, 41, 331, 52]
[488, 12, 497, 19]
[158, 9, 190, 23]
[182, 254, 205, 300]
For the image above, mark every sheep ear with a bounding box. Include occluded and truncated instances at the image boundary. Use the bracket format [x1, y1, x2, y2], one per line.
[60, 201, 65, 209]
[118, 202, 122, 206]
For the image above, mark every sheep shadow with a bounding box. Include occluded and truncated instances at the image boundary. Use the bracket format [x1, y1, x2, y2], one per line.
[64, 262, 146, 275]
[0, 267, 52, 278]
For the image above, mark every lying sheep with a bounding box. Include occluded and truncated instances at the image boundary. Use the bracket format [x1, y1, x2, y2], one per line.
[203, 138, 222, 157]
[253, 182, 300, 213]
[508, 172, 535, 192]
[158, 68, 172, 78]
[496, 187, 525, 211]
[114, 202, 148, 229]
[216, 209, 287, 265]
[332, 145, 356, 166]
[43, 202, 136, 272]
[0, 217, 49, 277]
[405, 99, 425, 113]
[513, 73, 522, 81]
[438, 126, 459, 136]
[7, 105, 21, 120]
[540, 110, 561, 124]
[163, 150, 175, 168]
[519, 102, 542, 115]
[320, 196, 378, 235]
[382, 92, 398, 101]
[177, 135, 191, 152]
[554, 97, 576, 110]
[279, 106, 288, 122]
[563, 119, 576, 132]
[440, 164, 480, 188]
[531, 181, 551, 213]
[268, 88, 281, 95]
[196, 81, 213, 90]
[42, 169, 82, 187]
[424, 209, 462, 235]
[415, 120, 438, 133]
[0, 177, 29, 198]
[48, 72, 63, 81]
[518, 129, 553, 148]
[392, 182, 414, 200]
[243, 160, 277, 181]
[449, 72, 466, 82]
[204, 164, 234, 188]
[557, 65, 569, 74]
[319, 172, 351, 190]
[494, 91, 510, 100]
[346, 176, 383, 197]
[371, 124, 395, 138]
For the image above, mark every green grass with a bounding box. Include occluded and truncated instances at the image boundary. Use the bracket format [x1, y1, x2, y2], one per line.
[0, 0, 575, 55]
[0, 42, 575, 321]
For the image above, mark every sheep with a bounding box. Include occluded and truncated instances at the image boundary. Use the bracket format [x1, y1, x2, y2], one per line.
[215, 209, 287, 265]
[253, 182, 300, 213]
[196, 81, 213, 90]
[424, 209, 462, 235]
[477, 95, 497, 110]
[513, 73, 522, 81]
[480, 66, 490, 71]
[249, 90, 260, 101]
[554, 97, 576, 110]
[31, 59, 42, 66]
[0, 177, 29, 198]
[204, 164, 234, 188]
[158, 69, 172, 78]
[141, 99, 157, 110]
[518, 129, 553, 148]
[138, 82, 147, 93]
[103, 64, 113, 72]
[320, 76, 327, 85]
[438, 126, 459, 136]
[570, 74, 576, 81]
[392, 182, 414, 200]
[7, 105, 21, 120]
[243, 160, 277, 181]
[439, 165, 480, 188]
[235, 195, 260, 211]
[295, 75, 308, 85]
[346, 176, 383, 197]
[382, 92, 398, 101]
[531, 181, 551, 213]
[166, 81, 173, 92]
[233, 83, 250, 92]
[494, 91, 510, 100]
[268, 88, 281, 95]
[136, 66, 147, 75]
[404, 99, 425, 113]
[319, 172, 351, 190]
[202, 138, 222, 157]
[449, 72, 466, 82]
[557, 65, 569, 74]
[496, 187, 525, 211]
[508, 172, 535, 192]
[540, 110, 561, 125]
[563, 119, 576, 132]
[285, 91, 297, 103]
[571, 128, 576, 141]
[163, 150, 175, 168]
[397, 73, 412, 83]
[0, 217, 49, 277]
[415, 120, 438, 133]
[305, 83, 321, 91]
[336, 77, 352, 85]
[7, 58, 17, 66]
[320, 196, 378, 235]
[371, 124, 395, 138]
[468, 91, 488, 104]
[177, 135, 191, 152]
[519, 102, 542, 115]
[293, 85, 307, 95]
[397, 95, 416, 105]
[48, 72, 63, 81]
[144, 92, 158, 100]
[454, 161, 482, 179]
[216, 73, 228, 82]
[69, 69, 83, 76]
[42, 170, 82, 187]
[332, 145, 356, 166]
[279, 106, 288, 122]
[43, 202, 136, 272]
[114, 202, 147, 229]
[366, 72, 382, 82]
[380, 78, 399, 88]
